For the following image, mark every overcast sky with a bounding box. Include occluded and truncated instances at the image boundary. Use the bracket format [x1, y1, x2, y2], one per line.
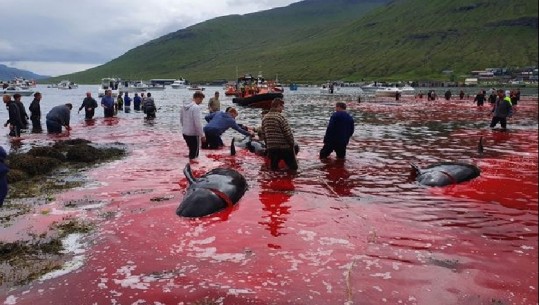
[1, 0, 301, 77]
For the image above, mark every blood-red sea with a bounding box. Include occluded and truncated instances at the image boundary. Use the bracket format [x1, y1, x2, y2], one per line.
[1, 87, 537, 305]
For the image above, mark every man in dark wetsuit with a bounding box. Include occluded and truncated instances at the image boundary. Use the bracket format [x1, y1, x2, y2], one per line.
[79, 92, 98, 120]
[3, 94, 23, 137]
[29, 92, 43, 132]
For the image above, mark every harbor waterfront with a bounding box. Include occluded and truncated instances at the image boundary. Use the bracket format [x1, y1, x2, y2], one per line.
[1, 85, 538, 304]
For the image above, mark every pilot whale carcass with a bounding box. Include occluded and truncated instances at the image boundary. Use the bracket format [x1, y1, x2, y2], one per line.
[411, 162, 481, 187]
[176, 164, 248, 217]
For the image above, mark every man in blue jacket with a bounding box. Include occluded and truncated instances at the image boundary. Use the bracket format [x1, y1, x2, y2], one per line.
[123, 92, 132, 113]
[319, 102, 355, 159]
[203, 107, 254, 149]
[100, 89, 115, 118]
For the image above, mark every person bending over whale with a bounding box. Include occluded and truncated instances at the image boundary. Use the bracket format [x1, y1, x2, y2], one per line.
[202, 107, 254, 149]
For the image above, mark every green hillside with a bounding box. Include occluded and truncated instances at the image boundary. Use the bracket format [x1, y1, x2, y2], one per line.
[56, 0, 538, 83]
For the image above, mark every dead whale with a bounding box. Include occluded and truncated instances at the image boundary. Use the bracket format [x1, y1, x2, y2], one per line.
[231, 136, 300, 157]
[176, 164, 248, 217]
[411, 162, 481, 187]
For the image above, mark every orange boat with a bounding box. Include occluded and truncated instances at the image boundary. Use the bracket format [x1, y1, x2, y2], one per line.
[224, 84, 239, 96]
[231, 74, 283, 109]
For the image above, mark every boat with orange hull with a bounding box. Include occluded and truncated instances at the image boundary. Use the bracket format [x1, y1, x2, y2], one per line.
[231, 74, 284, 109]
[233, 92, 283, 108]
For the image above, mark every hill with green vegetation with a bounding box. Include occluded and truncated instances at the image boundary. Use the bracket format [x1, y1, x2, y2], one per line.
[55, 0, 538, 84]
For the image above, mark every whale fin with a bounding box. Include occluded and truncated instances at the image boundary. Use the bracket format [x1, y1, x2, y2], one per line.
[183, 164, 196, 185]
[231, 138, 236, 156]
[410, 163, 421, 176]
[477, 136, 484, 154]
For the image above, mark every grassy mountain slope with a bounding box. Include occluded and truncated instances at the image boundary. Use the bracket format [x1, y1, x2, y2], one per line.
[58, 0, 391, 83]
[59, 0, 538, 83]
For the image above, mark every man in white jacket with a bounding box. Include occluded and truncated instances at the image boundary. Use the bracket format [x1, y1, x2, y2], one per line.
[180, 91, 206, 160]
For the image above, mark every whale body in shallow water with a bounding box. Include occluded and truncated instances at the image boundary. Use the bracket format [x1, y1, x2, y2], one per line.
[411, 162, 481, 187]
[232, 136, 300, 157]
[176, 164, 248, 217]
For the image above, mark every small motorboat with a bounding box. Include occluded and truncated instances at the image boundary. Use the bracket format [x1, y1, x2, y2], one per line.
[170, 78, 187, 89]
[375, 87, 401, 98]
[2, 86, 35, 96]
[188, 85, 205, 91]
[57, 80, 79, 90]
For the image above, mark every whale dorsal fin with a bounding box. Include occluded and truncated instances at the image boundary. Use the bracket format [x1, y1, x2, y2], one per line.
[184, 163, 196, 184]
[477, 136, 484, 154]
[410, 163, 421, 176]
[231, 138, 236, 156]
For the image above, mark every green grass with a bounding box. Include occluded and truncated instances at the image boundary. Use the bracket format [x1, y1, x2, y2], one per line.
[49, 0, 538, 84]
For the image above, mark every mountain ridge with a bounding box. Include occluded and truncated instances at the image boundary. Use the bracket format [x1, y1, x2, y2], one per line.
[51, 0, 538, 83]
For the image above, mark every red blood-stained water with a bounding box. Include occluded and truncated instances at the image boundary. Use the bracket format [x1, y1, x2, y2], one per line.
[1, 88, 537, 305]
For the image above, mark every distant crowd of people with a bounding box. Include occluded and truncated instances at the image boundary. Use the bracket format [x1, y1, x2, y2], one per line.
[2, 89, 159, 138]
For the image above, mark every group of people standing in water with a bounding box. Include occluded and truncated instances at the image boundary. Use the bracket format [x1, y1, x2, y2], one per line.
[2, 89, 158, 138]
[180, 90, 355, 171]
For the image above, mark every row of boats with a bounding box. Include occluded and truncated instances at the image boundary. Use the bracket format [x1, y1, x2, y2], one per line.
[96, 77, 207, 97]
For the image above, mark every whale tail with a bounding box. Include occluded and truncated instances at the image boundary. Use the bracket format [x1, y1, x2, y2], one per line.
[231, 138, 236, 156]
[184, 164, 196, 184]
[477, 136, 484, 154]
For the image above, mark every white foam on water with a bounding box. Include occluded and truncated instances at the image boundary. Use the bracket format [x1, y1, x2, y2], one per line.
[39, 233, 86, 281]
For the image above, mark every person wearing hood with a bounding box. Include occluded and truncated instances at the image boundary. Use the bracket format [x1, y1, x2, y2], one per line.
[0, 146, 8, 207]
[203, 107, 254, 149]
[180, 91, 206, 160]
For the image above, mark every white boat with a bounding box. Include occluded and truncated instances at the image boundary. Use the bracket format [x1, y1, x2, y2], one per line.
[98, 77, 120, 97]
[2, 86, 35, 96]
[146, 84, 166, 91]
[118, 80, 148, 93]
[170, 78, 187, 89]
[57, 80, 78, 90]
[361, 82, 387, 93]
[375, 87, 401, 98]
[188, 84, 205, 91]
[400, 84, 416, 94]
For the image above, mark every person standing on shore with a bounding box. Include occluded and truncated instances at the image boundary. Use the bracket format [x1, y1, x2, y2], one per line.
[180, 91, 206, 161]
[78, 92, 98, 120]
[261, 98, 298, 171]
[28, 92, 43, 132]
[208, 91, 220, 113]
[101, 89, 115, 118]
[46, 103, 73, 134]
[319, 102, 355, 160]
[489, 89, 513, 131]
[3, 95, 23, 138]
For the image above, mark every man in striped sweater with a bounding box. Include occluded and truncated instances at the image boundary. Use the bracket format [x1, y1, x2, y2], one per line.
[261, 98, 298, 171]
